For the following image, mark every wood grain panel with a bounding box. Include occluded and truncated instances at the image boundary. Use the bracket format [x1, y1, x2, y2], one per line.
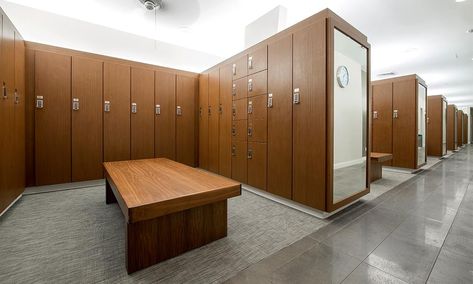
[248, 46, 267, 75]
[198, 73, 209, 169]
[427, 95, 442, 157]
[232, 77, 247, 101]
[208, 68, 219, 173]
[104, 62, 131, 162]
[247, 70, 267, 98]
[248, 94, 267, 121]
[447, 105, 457, 150]
[248, 119, 267, 142]
[155, 71, 176, 160]
[247, 142, 267, 190]
[176, 75, 198, 167]
[131, 67, 155, 159]
[232, 120, 247, 142]
[267, 34, 293, 200]
[372, 83, 393, 165]
[292, 21, 326, 210]
[232, 54, 247, 80]
[71, 56, 103, 181]
[457, 110, 463, 147]
[232, 98, 248, 121]
[25, 49, 35, 186]
[231, 140, 247, 183]
[219, 65, 233, 178]
[34, 51, 72, 185]
[464, 114, 468, 145]
[392, 79, 416, 168]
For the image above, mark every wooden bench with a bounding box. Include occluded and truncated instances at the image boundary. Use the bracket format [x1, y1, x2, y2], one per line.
[370, 152, 393, 182]
[104, 158, 241, 274]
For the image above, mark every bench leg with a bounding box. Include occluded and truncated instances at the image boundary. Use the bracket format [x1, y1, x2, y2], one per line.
[370, 161, 383, 182]
[105, 179, 117, 204]
[125, 200, 227, 274]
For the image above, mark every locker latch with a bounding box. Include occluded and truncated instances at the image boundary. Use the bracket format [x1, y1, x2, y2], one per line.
[104, 101, 111, 112]
[232, 64, 237, 76]
[373, 111, 378, 119]
[131, 103, 137, 114]
[393, 109, 398, 119]
[176, 106, 182, 116]
[2, 82, 6, 99]
[199, 106, 202, 116]
[232, 126, 236, 136]
[293, 88, 301, 104]
[36, 96, 44, 109]
[72, 98, 80, 111]
[232, 83, 236, 96]
[248, 56, 253, 70]
[248, 79, 253, 92]
[219, 104, 223, 114]
[248, 127, 253, 137]
[232, 105, 236, 117]
[247, 149, 253, 159]
[208, 106, 211, 116]
[268, 93, 273, 108]
[14, 89, 19, 104]
[156, 104, 161, 115]
[232, 145, 236, 156]
[247, 101, 253, 114]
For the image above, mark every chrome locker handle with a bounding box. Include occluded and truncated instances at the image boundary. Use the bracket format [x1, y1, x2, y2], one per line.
[176, 106, 182, 116]
[104, 101, 111, 112]
[232, 83, 236, 96]
[248, 79, 253, 92]
[36, 96, 44, 109]
[393, 109, 398, 119]
[248, 127, 253, 137]
[232, 145, 236, 156]
[2, 82, 7, 99]
[373, 111, 378, 119]
[248, 101, 253, 114]
[268, 93, 273, 108]
[72, 98, 80, 111]
[131, 103, 137, 114]
[248, 56, 253, 69]
[232, 64, 237, 75]
[14, 89, 19, 104]
[247, 149, 253, 159]
[293, 88, 300, 104]
[156, 104, 161, 115]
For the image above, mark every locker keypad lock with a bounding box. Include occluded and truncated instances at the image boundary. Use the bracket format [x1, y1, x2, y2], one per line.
[2, 82, 7, 99]
[247, 127, 253, 137]
[248, 79, 253, 92]
[232, 64, 237, 75]
[232, 83, 236, 96]
[293, 88, 301, 104]
[268, 93, 273, 108]
[247, 101, 253, 114]
[232, 126, 236, 136]
[104, 101, 111, 112]
[232, 105, 236, 117]
[14, 89, 19, 104]
[247, 149, 253, 159]
[393, 109, 399, 119]
[232, 145, 236, 156]
[176, 106, 182, 116]
[248, 56, 253, 69]
[36, 96, 44, 109]
[131, 103, 137, 114]
[156, 104, 161, 115]
[373, 111, 378, 119]
[72, 98, 80, 111]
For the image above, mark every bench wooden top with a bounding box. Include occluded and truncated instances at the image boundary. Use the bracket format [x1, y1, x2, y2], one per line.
[104, 158, 241, 223]
[371, 152, 393, 162]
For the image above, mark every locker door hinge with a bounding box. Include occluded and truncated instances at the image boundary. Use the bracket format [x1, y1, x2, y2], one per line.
[247, 127, 253, 137]
[104, 101, 111, 112]
[176, 106, 182, 116]
[232, 83, 236, 96]
[232, 104, 236, 118]
[199, 106, 202, 116]
[131, 103, 137, 114]
[156, 104, 161, 115]
[268, 93, 273, 108]
[36, 96, 44, 109]
[72, 98, 80, 111]
[232, 126, 236, 136]
[219, 104, 223, 114]
[247, 148, 253, 159]
[293, 88, 300, 104]
[393, 109, 398, 119]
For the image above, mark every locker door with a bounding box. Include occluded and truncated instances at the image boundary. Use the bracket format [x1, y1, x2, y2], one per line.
[248, 46, 267, 75]
[267, 34, 293, 200]
[248, 94, 267, 143]
[231, 140, 247, 183]
[392, 79, 416, 168]
[155, 71, 176, 160]
[34, 51, 72, 185]
[232, 120, 247, 142]
[372, 83, 393, 165]
[176, 75, 198, 167]
[104, 63, 130, 162]
[131, 67, 155, 160]
[248, 119, 267, 142]
[232, 54, 247, 80]
[232, 98, 248, 121]
[457, 111, 463, 147]
[426, 96, 441, 157]
[71, 57, 103, 181]
[198, 73, 209, 169]
[208, 68, 219, 173]
[247, 142, 267, 190]
[219, 65, 233, 178]
[292, 21, 326, 210]
[247, 71, 267, 98]
[25, 49, 35, 186]
[232, 77, 247, 100]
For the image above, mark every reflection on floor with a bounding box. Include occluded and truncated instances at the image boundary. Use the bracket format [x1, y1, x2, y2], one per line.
[227, 145, 473, 283]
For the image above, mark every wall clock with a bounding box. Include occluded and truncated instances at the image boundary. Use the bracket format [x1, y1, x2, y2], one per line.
[336, 66, 349, 88]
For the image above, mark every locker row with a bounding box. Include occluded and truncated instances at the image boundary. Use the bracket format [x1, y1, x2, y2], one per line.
[27, 47, 198, 186]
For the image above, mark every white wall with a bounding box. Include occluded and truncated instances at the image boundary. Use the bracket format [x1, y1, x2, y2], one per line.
[244, 5, 287, 48]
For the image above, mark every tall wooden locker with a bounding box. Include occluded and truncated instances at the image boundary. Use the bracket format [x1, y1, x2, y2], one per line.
[219, 65, 233, 178]
[463, 113, 468, 145]
[372, 83, 393, 165]
[104, 63, 130, 162]
[457, 110, 463, 147]
[447, 104, 458, 150]
[292, 21, 326, 210]
[267, 35, 293, 199]
[427, 95, 447, 157]
[198, 73, 209, 170]
[208, 68, 220, 173]
[71, 57, 103, 181]
[155, 71, 176, 160]
[25, 49, 35, 186]
[131, 67, 155, 160]
[176, 75, 198, 167]
[34, 51, 72, 185]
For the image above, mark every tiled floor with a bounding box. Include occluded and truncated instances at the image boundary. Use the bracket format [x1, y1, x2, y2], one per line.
[226, 145, 473, 283]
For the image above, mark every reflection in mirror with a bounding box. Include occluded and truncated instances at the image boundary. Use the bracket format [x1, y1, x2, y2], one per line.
[333, 29, 368, 203]
[417, 84, 427, 165]
[442, 100, 447, 154]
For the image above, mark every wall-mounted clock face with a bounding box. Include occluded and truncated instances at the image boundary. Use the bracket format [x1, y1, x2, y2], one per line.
[336, 66, 349, 88]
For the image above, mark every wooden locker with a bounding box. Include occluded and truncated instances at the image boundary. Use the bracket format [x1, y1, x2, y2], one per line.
[248, 94, 267, 143]
[392, 79, 416, 168]
[208, 68, 219, 173]
[248, 46, 267, 75]
[457, 110, 463, 147]
[447, 105, 457, 150]
[71, 57, 103, 181]
[464, 114, 469, 144]
[25, 49, 35, 186]
[176, 75, 198, 167]
[247, 142, 267, 190]
[247, 71, 267, 98]
[372, 83, 393, 165]
[231, 140, 247, 183]
[34, 51, 72, 185]
[248, 94, 267, 120]
[155, 71, 176, 160]
[198, 73, 209, 169]
[248, 119, 267, 142]
[232, 98, 248, 121]
[232, 55, 247, 80]
[219, 65, 233, 178]
[232, 120, 247, 142]
[232, 77, 247, 101]
[427, 95, 444, 157]
[131, 67, 155, 160]
[267, 34, 293, 200]
[104, 63, 131, 162]
[292, 22, 326, 210]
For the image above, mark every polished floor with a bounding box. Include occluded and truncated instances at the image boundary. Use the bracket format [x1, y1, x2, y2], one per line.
[227, 145, 473, 283]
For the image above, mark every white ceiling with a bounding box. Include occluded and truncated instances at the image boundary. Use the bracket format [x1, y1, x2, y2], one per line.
[1, 0, 472, 106]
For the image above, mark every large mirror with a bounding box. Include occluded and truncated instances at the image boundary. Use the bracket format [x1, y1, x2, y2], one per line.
[442, 100, 447, 154]
[417, 84, 427, 165]
[333, 29, 368, 203]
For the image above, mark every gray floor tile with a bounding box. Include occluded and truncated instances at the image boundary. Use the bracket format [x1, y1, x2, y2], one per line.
[273, 242, 361, 284]
[452, 207, 473, 228]
[409, 201, 457, 223]
[365, 233, 440, 284]
[443, 223, 473, 258]
[391, 215, 452, 248]
[342, 263, 407, 284]
[427, 248, 473, 284]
